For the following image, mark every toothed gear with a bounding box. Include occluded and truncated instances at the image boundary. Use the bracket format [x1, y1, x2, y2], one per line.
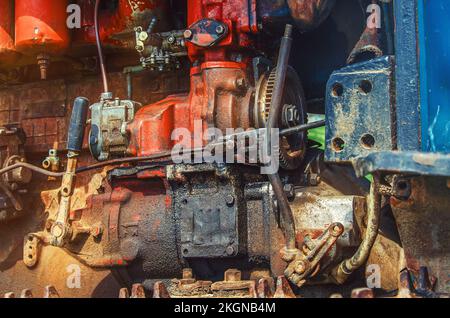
[254, 66, 308, 170]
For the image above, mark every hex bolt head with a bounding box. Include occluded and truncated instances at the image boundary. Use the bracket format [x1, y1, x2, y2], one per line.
[167, 36, 176, 44]
[216, 25, 225, 35]
[226, 245, 236, 256]
[226, 195, 235, 206]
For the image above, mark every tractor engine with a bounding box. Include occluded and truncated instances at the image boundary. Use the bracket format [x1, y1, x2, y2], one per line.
[1, 0, 448, 299]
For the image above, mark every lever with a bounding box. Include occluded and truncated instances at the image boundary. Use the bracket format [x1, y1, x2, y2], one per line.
[50, 97, 89, 247]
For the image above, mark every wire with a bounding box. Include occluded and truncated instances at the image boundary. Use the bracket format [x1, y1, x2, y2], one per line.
[0, 163, 65, 178]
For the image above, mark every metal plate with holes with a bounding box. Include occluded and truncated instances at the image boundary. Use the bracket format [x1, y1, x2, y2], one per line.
[325, 56, 396, 163]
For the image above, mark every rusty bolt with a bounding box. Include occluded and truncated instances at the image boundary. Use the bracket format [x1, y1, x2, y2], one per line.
[295, 261, 307, 274]
[91, 225, 103, 238]
[224, 269, 241, 282]
[183, 29, 193, 40]
[182, 268, 193, 279]
[331, 223, 344, 237]
[235, 78, 246, 89]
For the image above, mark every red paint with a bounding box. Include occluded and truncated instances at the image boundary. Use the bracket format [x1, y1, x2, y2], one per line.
[0, 0, 20, 65]
[73, 0, 170, 48]
[15, 0, 71, 55]
[126, 1, 258, 158]
[187, 0, 258, 63]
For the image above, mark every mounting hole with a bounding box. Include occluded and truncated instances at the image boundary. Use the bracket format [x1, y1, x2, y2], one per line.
[360, 134, 375, 149]
[331, 83, 344, 97]
[183, 249, 189, 255]
[359, 80, 373, 94]
[332, 137, 345, 152]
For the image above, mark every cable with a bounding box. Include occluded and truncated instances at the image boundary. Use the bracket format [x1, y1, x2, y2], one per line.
[95, 0, 109, 93]
[0, 163, 65, 178]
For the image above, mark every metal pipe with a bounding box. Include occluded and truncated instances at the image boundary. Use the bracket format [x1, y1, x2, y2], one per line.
[332, 173, 382, 284]
[95, 0, 109, 93]
[266, 24, 297, 251]
[280, 120, 326, 136]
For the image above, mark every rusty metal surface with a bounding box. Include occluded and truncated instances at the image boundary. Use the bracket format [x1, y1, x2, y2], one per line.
[390, 176, 450, 294]
[0, 71, 188, 154]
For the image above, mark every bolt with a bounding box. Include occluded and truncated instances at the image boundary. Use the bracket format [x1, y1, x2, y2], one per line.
[235, 78, 246, 89]
[331, 223, 344, 237]
[295, 261, 307, 274]
[226, 195, 235, 207]
[167, 36, 176, 44]
[183, 268, 193, 279]
[183, 29, 193, 40]
[216, 25, 225, 35]
[309, 174, 321, 186]
[283, 184, 295, 200]
[91, 225, 103, 238]
[226, 245, 236, 256]
[51, 223, 64, 238]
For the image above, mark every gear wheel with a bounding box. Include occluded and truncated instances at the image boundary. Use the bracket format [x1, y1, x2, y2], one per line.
[254, 66, 308, 170]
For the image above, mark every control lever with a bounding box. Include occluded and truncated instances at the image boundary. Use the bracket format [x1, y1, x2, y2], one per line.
[50, 97, 89, 247]
[284, 223, 344, 287]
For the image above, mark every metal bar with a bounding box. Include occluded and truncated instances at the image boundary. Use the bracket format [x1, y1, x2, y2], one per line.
[280, 120, 326, 137]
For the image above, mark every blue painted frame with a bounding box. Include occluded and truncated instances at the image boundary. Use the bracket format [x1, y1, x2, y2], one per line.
[418, 0, 450, 153]
[394, 0, 421, 151]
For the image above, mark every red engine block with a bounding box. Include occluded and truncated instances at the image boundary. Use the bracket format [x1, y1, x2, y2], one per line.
[127, 0, 259, 157]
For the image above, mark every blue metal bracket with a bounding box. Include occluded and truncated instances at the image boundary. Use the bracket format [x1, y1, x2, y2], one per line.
[352, 151, 450, 178]
[325, 56, 395, 163]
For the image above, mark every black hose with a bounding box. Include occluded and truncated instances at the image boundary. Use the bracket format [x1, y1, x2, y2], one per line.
[266, 24, 297, 251]
[95, 0, 109, 93]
